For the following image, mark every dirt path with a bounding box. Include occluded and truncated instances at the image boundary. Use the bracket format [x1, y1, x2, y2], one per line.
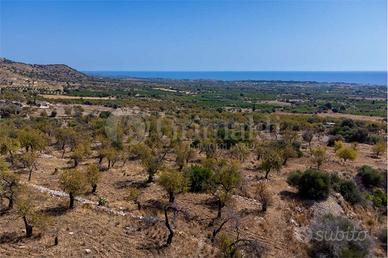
[41, 94, 116, 100]
[25, 182, 141, 218]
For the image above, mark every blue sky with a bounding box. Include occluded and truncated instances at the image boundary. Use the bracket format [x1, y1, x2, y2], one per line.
[0, 0, 386, 71]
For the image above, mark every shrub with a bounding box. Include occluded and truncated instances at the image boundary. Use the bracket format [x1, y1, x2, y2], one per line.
[287, 170, 302, 187]
[367, 189, 387, 208]
[99, 111, 111, 119]
[339, 180, 362, 204]
[188, 166, 213, 192]
[310, 146, 327, 170]
[127, 187, 141, 201]
[367, 134, 383, 145]
[302, 130, 313, 146]
[336, 146, 357, 162]
[329, 173, 342, 192]
[255, 182, 272, 212]
[49, 110, 57, 117]
[310, 214, 372, 258]
[357, 165, 383, 187]
[349, 128, 369, 143]
[0, 103, 21, 118]
[218, 233, 241, 258]
[97, 196, 108, 206]
[340, 119, 355, 128]
[327, 135, 344, 147]
[297, 169, 330, 200]
[329, 121, 369, 143]
[333, 140, 345, 152]
[231, 143, 250, 162]
[372, 141, 386, 158]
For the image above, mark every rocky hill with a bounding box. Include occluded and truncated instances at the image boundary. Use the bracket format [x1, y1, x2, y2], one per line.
[0, 58, 89, 91]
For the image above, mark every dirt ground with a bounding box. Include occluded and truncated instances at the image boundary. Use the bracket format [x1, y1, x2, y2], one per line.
[275, 111, 385, 123]
[0, 131, 386, 257]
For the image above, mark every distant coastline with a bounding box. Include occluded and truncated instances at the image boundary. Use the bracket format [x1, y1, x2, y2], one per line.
[83, 71, 387, 85]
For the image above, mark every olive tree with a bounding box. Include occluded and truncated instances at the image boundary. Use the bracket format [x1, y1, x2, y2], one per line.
[302, 130, 314, 149]
[260, 150, 283, 179]
[16, 190, 47, 238]
[59, 169, 86, 209]
[55, 127, 79, 157]
[0, 159, 19, 209]
[255, 182, 272, 213]
[372, 141, 386, 158]
[85, 164, 100, 193]
[17, 128, 47, 153]
[174, 142, 194, 170]
[311, 146, 327, 170]
[280, 143, 297, 165]
[20, 151, 38, 181]
[135, 143, 167, 183]
[158, 169, 187, 203]
[0, 136, 20, 165]
[209, 160, 242, 219]
[70, 142, 91, 167]
[231, 143, 250, 162]
[104, 147, 120, 169]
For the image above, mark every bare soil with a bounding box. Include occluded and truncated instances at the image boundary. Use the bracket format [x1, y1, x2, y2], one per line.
[1, 135, 386, 257]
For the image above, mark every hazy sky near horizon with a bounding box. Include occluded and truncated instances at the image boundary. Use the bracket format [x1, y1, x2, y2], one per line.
[0, 0, 386, 71]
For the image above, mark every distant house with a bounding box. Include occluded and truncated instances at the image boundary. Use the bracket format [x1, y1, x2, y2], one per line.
[324, 122, 336, 128]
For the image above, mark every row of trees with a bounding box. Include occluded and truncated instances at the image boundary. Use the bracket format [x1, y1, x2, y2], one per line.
[0, 108, 385, 254]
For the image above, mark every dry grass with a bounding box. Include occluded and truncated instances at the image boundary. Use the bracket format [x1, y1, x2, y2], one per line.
[1, 134, 386, 257]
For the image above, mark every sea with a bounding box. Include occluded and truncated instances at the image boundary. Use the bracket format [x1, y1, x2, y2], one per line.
[84, 71, 387, 86]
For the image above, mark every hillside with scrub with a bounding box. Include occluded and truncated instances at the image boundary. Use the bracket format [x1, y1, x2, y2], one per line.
[0, 59, 387, 258]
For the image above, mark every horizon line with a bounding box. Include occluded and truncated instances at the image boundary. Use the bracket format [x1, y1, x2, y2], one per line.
[82, 70, 388, 72]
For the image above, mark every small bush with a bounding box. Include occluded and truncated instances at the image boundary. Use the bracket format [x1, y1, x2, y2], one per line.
[358, 165, 383, 187]
[98, 196, 108, 206]
[50, 110, 57, 117]
[330, 173, 342, 192]
[327, 135, 344, 147]
[99, 111, 111, 119]
[336, 146, 357, 162]
[126, 188, 141, 201]
[372, 141, 386, 158]
[339, 180, 362, 204]
[334, 140, 345, 152]
[367, 189, 387, 208]
[297, 169, 330, 200]
[218, 233, 241, 258]
[188, 166, 213, 192]
[287, 170, 302, 187]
